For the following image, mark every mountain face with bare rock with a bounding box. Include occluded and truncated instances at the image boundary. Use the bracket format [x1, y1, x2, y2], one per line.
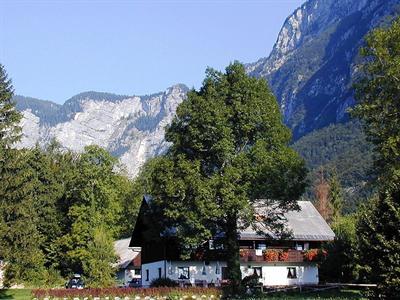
[15, 85, 188, 177]
[247, 0, 400, 139]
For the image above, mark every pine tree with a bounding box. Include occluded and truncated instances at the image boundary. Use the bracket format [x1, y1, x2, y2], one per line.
[352, 17, 400, 297]
[0, 64, 21, 148]
[328, 171, 344, 222]
[320, 215, 358, 283]
[356, 195, 400, 297]
[0, 64, 46, 285]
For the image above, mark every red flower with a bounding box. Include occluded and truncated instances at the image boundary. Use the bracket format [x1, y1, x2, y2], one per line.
[263, 249, 279, 261]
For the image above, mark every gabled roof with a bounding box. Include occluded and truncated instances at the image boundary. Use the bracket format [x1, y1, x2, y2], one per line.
[239, 201, 335, 241]
[129, 197, 335, 247]
[114, 238, 140, 269]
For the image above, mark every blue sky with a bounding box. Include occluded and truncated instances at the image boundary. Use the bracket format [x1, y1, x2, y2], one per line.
[0, 0, 304, 104]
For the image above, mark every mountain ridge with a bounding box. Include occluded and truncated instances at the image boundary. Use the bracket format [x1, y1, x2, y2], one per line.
[15, 84, 188, 177]
[247, 0, 400, 139]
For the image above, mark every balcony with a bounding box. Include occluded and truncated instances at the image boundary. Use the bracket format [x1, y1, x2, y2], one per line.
[239, 248, 325, 263]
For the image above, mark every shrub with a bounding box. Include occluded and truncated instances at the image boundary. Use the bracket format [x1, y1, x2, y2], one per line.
[150, 277, 179, 287]
[303, 248, 328, 262]
[241, 274, 260, 287]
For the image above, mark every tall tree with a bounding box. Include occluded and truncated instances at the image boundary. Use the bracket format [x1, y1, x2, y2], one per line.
[0, 64, 21, 148]
[328, 171, 344, 222]
[313, 169, 332, 223]
[82, 226, 117, 287]
[352, 18, 400, 297]
[143, 62, 307, 287]
[0, 64, 46, 285]
[320, 215, 358, 283]
[56, 145, 125, 283]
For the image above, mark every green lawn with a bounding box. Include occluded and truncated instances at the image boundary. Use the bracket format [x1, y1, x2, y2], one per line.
[244, 289, 366, 299]
[0, 289, 32, 300]
[0, 288, 366, 300]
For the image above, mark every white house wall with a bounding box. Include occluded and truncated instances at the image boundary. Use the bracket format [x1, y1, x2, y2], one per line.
[141, 261, 166, 287]
[142, 260, 318, 287]
[141, 261, 227, 287]
[240, 263, 318, 286]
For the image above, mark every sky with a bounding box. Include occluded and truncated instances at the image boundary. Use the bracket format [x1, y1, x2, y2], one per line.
[0, 0, 304, 104]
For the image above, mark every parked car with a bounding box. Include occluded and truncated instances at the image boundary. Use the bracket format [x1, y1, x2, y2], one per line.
[126, 278, 141, 288]
[65, 274, 85, 289]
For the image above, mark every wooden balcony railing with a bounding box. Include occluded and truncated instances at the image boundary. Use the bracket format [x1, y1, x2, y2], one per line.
[239, 249, 307, 263]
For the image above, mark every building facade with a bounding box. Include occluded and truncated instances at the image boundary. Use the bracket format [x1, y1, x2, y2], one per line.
[129, 198, 335, 287]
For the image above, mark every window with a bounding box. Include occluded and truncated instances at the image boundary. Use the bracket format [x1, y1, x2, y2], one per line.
[134, 269, 141, 276]
[158, 267, 162, 279]
[287, 267, 297, 279]
[252, 267, 262, 278]
[209, 240, 215, 250]
[145, 269, 149, 281]
[295, 242, 304, 250]
[168, 261, 173, 275]
[256, 243, 266, 250]
[209, 239, 224, 250]
[178, 267, 189, 279]
[202, 265, 207, 275]
[216, 262, 221, 274]
[221, 267, 228, 280]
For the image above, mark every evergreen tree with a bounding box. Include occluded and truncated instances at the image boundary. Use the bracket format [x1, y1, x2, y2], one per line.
[328, 171, 344, 222]
[143, 62, 307, 288]
[0, 64, 46, 285]
[352, 18, 400, 297]
[0, 64, 21, 148]
[320, 215, 358, 283]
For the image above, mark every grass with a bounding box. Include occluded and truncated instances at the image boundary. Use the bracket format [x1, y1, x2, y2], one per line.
[0, 288, 366, 300]
[0, 289, 32, 300]
[241, 288, 366, 299]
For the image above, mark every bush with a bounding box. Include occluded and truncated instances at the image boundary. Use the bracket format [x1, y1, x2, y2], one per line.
[303, 248, 328, 262]
[241, 274, 260, 287]
[150, 277, 179, 287]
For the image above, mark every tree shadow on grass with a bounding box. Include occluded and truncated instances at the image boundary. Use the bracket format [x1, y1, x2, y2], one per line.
[0, 289, 13, 300]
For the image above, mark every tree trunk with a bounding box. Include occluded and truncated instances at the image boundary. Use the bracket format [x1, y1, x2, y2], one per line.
[225, 213, 241, 291]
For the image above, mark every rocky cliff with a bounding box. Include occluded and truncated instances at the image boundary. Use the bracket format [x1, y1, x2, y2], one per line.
[15, 85, 188, 177]
[247, 0, 400, 139]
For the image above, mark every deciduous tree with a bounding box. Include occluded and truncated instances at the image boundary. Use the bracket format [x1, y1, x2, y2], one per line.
[143, 62, 307, 288]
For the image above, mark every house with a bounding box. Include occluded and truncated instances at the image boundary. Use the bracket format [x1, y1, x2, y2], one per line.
[129, 197, 335, 287]
[114, 238, 141, 285]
